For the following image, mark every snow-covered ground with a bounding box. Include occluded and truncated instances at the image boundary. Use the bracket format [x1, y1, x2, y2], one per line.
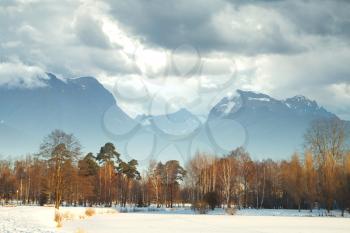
[0, 206, 115, 233]
[116, 206, 350, 217]
[63, 213, 350, 233]
[0, 206, 56, 233]
[1, 206, 349, 233]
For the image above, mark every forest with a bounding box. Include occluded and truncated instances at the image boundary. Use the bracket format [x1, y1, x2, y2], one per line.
[0, 118, 349, 216]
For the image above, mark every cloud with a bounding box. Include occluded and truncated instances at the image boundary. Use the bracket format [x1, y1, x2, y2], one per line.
[106, 0, 304, 55]
[73, 12, 112, 49]
[229, 46, 350, 119]
[0, 0, 350, 119]
[0, 60, 47, 88]
[273, 0, 350, 39]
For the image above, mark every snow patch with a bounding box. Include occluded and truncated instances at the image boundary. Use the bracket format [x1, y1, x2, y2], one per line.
[248, 97, 271, 102]
[223, 101, 236, 114]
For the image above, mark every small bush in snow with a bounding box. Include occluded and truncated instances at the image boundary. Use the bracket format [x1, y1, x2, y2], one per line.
[119, 208, 128, 213]
[85, 208, 96, 217]
[54, 210, 63, 228]
[105, 208, 118, 214]
[191, 201, 209, 214]
[39, 192, 48, 206]
[204, 192, 220, 210]
[63, 211, 75, 220]
[225, 207, 237, 215]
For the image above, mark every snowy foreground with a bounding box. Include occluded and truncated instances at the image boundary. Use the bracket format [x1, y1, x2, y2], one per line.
[1, 206, 350, 233]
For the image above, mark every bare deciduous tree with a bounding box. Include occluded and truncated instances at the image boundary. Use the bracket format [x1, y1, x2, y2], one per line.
[39, 130, 81, 209]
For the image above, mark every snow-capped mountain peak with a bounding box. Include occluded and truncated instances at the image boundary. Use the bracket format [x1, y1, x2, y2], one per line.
[283, 95, 323, 114]
[209, 90, 334, 119]
[210, 95, 242, 117]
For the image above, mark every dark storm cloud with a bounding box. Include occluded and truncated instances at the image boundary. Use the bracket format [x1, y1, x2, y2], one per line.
[273, 0, 350, 39]
[106, 0, 350, 55]
[0, 0, 349, 119]
[106, 1, 220, 50]
[230, 0, 350, 41]
[73, 14, 112, 49]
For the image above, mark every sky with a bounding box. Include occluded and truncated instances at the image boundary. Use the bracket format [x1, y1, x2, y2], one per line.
[0, 0, 350, 120]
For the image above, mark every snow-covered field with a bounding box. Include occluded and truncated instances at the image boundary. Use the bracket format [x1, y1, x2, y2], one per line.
[1, 206, 349, 233]
[0, 206, 116, 233]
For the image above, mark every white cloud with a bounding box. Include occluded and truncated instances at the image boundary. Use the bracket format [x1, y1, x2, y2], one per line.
[0, 0, 349, 119]
[0, 60, 47, 88]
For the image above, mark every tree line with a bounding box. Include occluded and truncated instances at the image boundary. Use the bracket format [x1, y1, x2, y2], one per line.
[0, 129, 186, 210]
[0, 118, 349, 215]
[182, 119, 349, 215]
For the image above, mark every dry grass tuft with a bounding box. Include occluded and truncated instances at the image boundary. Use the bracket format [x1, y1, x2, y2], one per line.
[192, 201, 209, 214]
[4, 204, 16, 207]
[54, 210, 63, 228]
[75, 228, 86, 233]
[44, 204, 55, 207]
[63, 211, 75, 220]
[85, 208, 96, 217]
[105, 208, 118, 214]
[225, 207, 237, 215]
[56, 221, 63, 228]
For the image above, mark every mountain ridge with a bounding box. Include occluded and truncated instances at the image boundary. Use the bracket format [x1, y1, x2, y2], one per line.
[208, 89, 342, 159]
[0, 74, 126, 156]
[0, 74, 348, 161]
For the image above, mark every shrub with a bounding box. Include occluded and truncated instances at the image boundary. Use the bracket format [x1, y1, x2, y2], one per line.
[39, 192, 48, 206]
[119, 208, 128, 213]
[85, 208, 96, 217]
[225, 207, 237, 215]
[63, 211, 74, 220]
[204, 192, 220, 210]
[191, 201, 209, 214]
[105, 208, 118, 214]
[54, 210, 63, 228]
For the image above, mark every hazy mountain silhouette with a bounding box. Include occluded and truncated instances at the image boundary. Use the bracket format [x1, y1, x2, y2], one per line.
[0, 74, 132, 156]
[0, 75, 347, 162]
[207, 90, 342, 159]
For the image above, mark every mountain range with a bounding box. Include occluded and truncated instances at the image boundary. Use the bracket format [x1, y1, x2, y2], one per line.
[0, 74, 347, 164]
[0, 74, 130, 157]
[207, 90, 338, 158]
